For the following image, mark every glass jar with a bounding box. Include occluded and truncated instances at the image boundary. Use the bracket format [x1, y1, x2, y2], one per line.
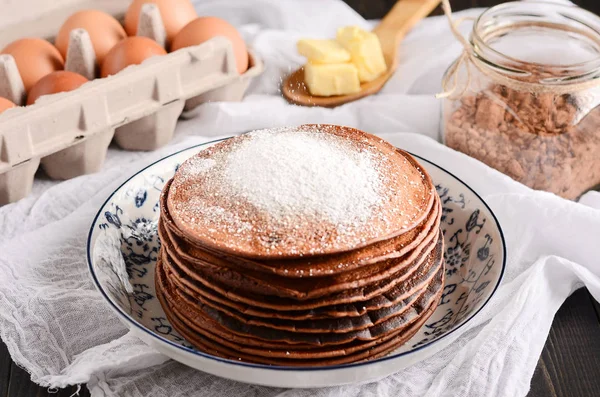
[441, 1, 600, 200]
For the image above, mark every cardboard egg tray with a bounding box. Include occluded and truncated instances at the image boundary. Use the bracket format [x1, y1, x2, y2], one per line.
[0, 0, 264, 205]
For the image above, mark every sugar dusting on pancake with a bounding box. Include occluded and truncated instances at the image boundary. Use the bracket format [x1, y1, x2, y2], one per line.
[223, 129, 382, 225]
[168, 124, 433, 258]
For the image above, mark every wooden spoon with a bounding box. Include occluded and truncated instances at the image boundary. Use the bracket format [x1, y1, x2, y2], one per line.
[282, 0, 442, 107]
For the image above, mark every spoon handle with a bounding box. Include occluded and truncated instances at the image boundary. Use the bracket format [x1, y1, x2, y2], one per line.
[374, 0, 442, 67]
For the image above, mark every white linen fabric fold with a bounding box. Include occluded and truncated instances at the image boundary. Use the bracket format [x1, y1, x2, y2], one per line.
[1, 1, 599, 396]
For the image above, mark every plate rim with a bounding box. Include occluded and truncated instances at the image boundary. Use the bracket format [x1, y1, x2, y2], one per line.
[86, 136, 507, 372]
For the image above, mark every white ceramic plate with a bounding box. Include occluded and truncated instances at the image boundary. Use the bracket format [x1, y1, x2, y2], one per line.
[87, 138, 506, 388]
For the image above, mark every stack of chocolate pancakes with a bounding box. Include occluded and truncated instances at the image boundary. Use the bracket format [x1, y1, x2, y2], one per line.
[156, 124, 444, 366]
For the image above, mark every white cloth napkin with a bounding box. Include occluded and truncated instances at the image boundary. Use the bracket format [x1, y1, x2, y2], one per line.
[1, 1, 599, 396]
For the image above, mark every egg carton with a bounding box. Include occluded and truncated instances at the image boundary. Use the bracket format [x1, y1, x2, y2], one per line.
[0, 37, 263, 205]
[0, 3, 264, 205]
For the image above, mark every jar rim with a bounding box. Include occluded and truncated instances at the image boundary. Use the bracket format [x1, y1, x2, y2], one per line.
[471, 1, 600, 83]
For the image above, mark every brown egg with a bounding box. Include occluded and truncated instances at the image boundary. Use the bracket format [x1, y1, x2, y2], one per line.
[172, 17, 248, 74]
[0, 97, 16, 114]
[26, 71, 88, 105]
[55, 10, 127, 65]
[124, 0, 197, 45]
[101, 36, 167, 78]
[1, 38, 64, 92]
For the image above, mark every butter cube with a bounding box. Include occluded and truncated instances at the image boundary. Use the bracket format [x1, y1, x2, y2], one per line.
[304, 62, 361, 97]
[336, 26, 387, 83]
[297, 39, 351, 63]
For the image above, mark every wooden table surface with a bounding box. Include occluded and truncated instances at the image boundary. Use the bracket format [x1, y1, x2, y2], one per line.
[2, 1, 600, 396]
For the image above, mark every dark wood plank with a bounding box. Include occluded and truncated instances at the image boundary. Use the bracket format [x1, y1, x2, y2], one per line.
[589, 292, 600, 321]
[0, 340, 11, 397]
[528, 288, 600, 397]
[6, 361, 89, 397]
[7, 363, 45, 397]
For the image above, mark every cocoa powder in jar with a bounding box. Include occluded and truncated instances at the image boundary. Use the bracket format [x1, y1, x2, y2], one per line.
[444, 79, 600, 199]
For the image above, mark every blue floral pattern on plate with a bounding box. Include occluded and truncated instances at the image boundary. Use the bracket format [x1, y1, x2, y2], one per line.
[88, 139, 505, 369]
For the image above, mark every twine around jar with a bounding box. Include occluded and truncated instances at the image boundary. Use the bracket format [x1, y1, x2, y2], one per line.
[436, 0, 600, 99]
[436, 0, 475, 99]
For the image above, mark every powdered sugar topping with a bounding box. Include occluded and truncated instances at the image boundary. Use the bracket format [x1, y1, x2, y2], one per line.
[223, 129, 382, 224]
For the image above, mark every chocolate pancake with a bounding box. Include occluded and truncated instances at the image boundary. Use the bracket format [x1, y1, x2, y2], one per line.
[157, 261, 443, 346]
[155, 125, 445, 366]
[157, 266, 443, 364]
[173, 277, 427, 333]
[161, 278, 410, 358]
[157, 212, 440, 300]
[167, 261, 444, 334]
[160, 231, 443, 312]
[161, 289, 440, 364]
[163, 273, 440, 345]
[162, 301, 437, 366]
[167, 125, 435, 259]
[162, 233, 443, 320]
[160, 179, 441, 278]
[157, 258, 443, 349]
